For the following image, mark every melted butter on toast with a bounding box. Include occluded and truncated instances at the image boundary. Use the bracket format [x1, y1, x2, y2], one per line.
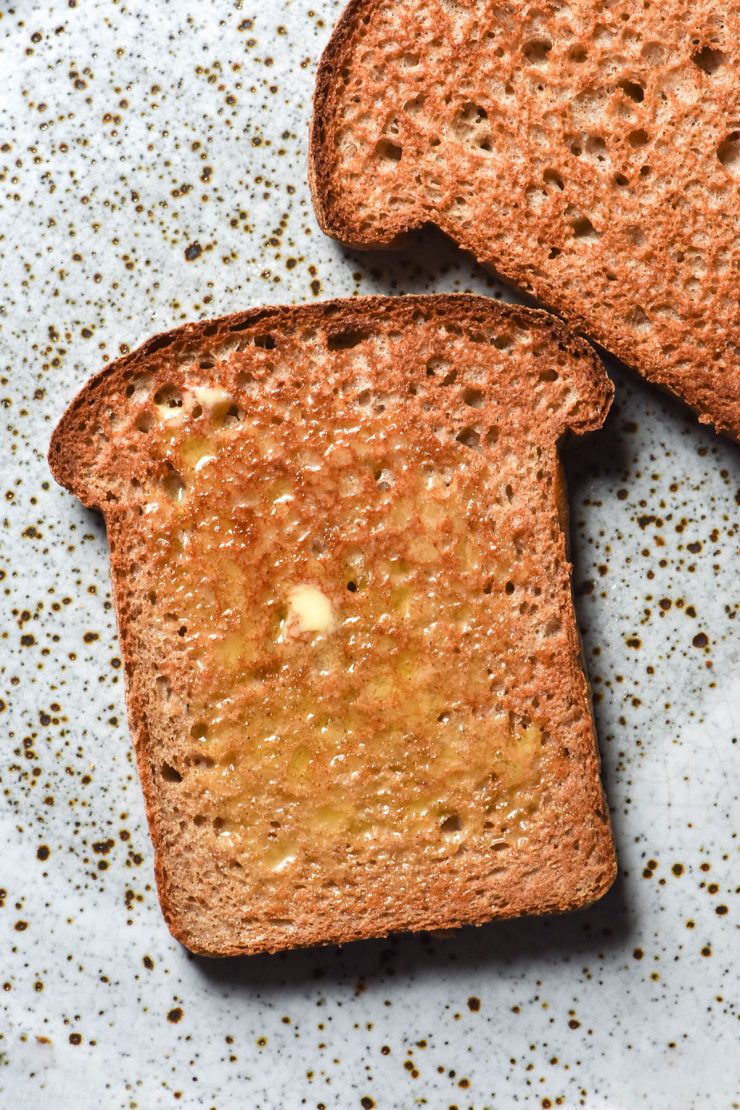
[145, 384, 545, 877]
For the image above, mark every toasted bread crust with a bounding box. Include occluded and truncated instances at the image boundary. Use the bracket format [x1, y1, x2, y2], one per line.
[50, 295, 616, 956]
[49, 296, 611, 506]
[309, 0, 740, 438]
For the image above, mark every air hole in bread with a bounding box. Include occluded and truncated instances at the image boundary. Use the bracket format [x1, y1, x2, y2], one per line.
[492, 333, 512, 350]
[627, 128, 649, 147]
[456, 426, 481, 449]
[162, 466, 186, 502]
[717, 132, 739, 173]
[161, 762, 182, 783]
[199, 359, 215, 370]
[425, 356, 448, 377]
[153, 384, 183, 409]
[548, 247, 561, 259]
[571, 215, 598, 240]
[618, 79, 645, 103]
[691, 46, 726, 75]
[190, 722, 209, 740]
[458, 100, 487, 124]
[585, 135, 608, 162]
[638, 40, 664, 64]
[193, 815, 207, 827]
[147, 332, 176, 355]
[484, 426, 499, 446]
[628, 306, 652, 330]
[135, 410, 154, 433]
[543, 168, 564, 191]
[153, 674, 172, 702]
[124, 373, 154, 401]
[463, 387, 485, 408]
[375, 138, 403, 162]
[403, 93, 425, 115]
[440, 812, 463, 834]
[613, 172, 629, 186]
[327, 329, 369, 350]
[228, 317, 253, 332]
[539, 368, 559, 382]
[254, 333, 276, 350]
[522, 38, 552, 64]
[568, 44, 588, 62]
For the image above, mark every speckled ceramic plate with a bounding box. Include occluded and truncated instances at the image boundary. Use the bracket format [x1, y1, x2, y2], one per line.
[1, 3, 738, 1108]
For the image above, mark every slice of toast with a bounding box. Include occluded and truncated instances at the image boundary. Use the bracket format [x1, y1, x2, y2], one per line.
[49, 295, 616, 956]
[310, 0, 740, 438]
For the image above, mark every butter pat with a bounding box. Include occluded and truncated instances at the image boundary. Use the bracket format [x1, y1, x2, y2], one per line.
[287, 585, 335, 635]
[156, 404, 186, 425]
[189, 386, 233, 410]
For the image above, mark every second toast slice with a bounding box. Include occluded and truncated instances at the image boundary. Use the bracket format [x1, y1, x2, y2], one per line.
[310, 0, 740, 436]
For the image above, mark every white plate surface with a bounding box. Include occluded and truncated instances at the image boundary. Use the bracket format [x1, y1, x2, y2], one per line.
[1, 3, 737, 1107]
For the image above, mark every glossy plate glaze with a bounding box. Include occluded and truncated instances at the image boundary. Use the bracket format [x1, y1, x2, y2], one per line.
[0, 2, 737, 1107]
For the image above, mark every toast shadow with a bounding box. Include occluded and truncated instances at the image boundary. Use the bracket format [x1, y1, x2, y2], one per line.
[339, 225, 738, 454]
[190, 869, 632, 994]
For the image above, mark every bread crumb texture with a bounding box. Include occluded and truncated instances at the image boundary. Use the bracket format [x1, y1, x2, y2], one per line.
[311, 0, 740, 436]
[49, 296, 616, 955]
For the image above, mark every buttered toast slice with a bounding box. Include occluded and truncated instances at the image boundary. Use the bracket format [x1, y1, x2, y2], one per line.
[310, 0, 740, 437]
[49, 295, 616, 956]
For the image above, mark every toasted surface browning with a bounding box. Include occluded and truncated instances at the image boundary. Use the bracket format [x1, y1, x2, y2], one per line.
[49, 296, 616, 955]
[310, 0, 740, 436]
